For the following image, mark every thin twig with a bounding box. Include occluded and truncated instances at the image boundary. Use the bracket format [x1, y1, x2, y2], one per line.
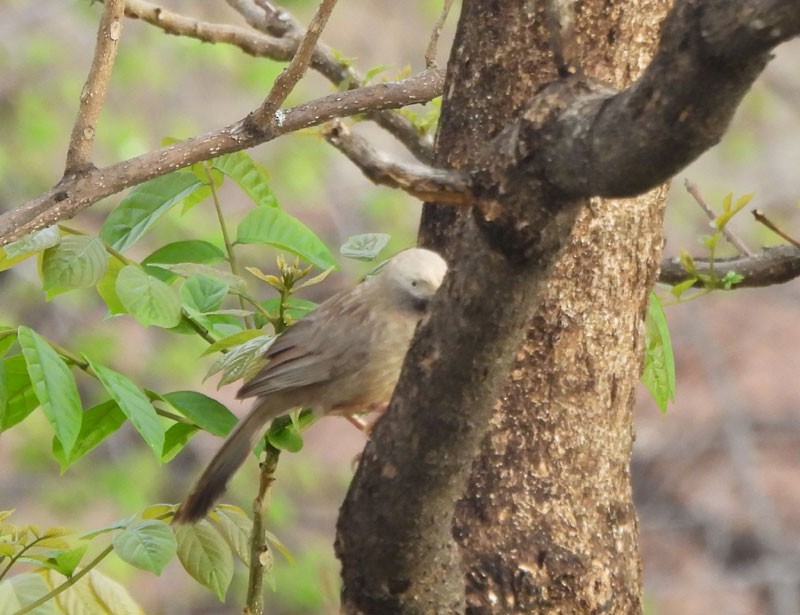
[322, 120, 472, 204]
[753, 209, 800, 249]
[684, 179, 753, 256]
[243, 0, 297, 37]
[123, 0, 294, 59]
[245, 443, 281, 615]
[425, 0, 456, 68]
[255, 0, 339, 122]
[64, 0, 125, 174]
[247, 0, 436, 161]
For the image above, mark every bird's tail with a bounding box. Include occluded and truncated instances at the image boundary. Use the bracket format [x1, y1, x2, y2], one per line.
[173, 402, 275, 524]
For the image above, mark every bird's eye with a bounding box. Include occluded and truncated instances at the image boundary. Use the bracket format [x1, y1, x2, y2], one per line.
[411, 280, 418, 287]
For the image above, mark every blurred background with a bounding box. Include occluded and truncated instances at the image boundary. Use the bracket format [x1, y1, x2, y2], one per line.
[1, 1, 798, 613]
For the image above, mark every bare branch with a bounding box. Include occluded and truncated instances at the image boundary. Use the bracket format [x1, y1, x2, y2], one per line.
[0, 69, 444, 246]
[685, 179, 753, 256]
[123, 0, 295, 59]
[255, 0, 338, 122]
[133, 0, 436, 161]
[753, 209, 800, 249]
[425, 0, 456, 68]
[245, 0, 437, 161]
[322, 120, 471, 204]
[659, 245, 800, 288]
[65, 0, 125, 174]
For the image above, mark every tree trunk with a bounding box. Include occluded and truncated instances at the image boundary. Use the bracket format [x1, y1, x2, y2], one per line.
[338, 1, 671, 613]
[422, 1, 670, 613]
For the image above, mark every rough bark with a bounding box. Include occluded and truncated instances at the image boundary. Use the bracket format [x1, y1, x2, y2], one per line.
[336, 0, 799, 613]
[420, 1, 670, 613]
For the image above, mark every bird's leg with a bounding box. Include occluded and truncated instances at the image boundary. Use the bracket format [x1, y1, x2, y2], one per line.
[346, 415, 370, 431]
[345, 401, 390, 432]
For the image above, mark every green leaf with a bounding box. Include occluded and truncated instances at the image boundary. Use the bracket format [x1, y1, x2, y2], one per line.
[100, 171, 207, 251]
[51, 542, 88, 577]
[205, 334, 273, 387]
[678, 250, 699, 279]
[161, 422, 199, 462]
[86, 357, 165, 457]
[17, 327, 82, 456]
[146, 263, 247, 294]
[113, 520, 177, 575]
[41, 568, 144, 615]
[641, 292, 676, 413]
[81, 517, 131, 540]
[715, 192, 754, 229]
[162, 391, 237, 436]
[115, 265, 182, 328]
[236, 207, 337, 270]
[211, 151, 277, 208]
[0, 355, 39, 431]
[174, 521, 234, 601]
[52, 400, 127, 470]
[0, 573, 55, 615]
[0, 226, 61, 271]
[670, 277, 697, 298]
[142, 240, 227, 282]
[721, 270, 744, 289]
[40, 235, 108, 293]
[0, 327, 17, 356]
[200, 329, 271, 356]
[267, 419, 305, 452]
[210, 506, 252, 566]
[180, 275, 229, 313]
[96, 256, 128, 316]
[340, 233, 391, 261]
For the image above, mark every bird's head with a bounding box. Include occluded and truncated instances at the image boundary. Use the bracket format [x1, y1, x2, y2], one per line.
[379, 248, 448, 313]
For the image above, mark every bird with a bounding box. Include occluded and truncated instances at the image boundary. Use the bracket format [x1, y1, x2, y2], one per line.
[173, 247, 448, 523]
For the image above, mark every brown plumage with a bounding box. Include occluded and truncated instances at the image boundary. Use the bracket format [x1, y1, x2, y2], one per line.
[173, 248, 448, 523]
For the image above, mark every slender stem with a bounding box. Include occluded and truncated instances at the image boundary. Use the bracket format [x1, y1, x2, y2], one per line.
[425, 0, 456, 67]
[255, 0, 340, 121]
[753, 209, 800, 250]
[179, 307, 219, 346]
[684, 179, 753, 256]
[12, 544, 115, 615]
[245, 443, 282, 615]
[206, 166, 254, 330]
[0, 536, 49, 580]
[64, 0, 125, 174]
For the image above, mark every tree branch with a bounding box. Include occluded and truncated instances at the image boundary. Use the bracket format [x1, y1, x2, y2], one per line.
[128, 0, 437, 160]
[500, 0, 800, 199]
[254, 0, 338, 121]
[240, 0, 437, 161]
[65, 0, 125, 174]
[658, 245, 800, 288]
[322, 120, 471, 204]
[123, 0, 296, 59]
[0, 68, 444, 245]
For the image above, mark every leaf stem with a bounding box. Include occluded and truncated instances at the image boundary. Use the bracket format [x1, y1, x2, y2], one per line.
[12, 544, 115, 615]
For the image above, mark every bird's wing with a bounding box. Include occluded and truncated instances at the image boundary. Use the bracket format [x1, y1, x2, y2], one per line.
[237, 288, 373, 400]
